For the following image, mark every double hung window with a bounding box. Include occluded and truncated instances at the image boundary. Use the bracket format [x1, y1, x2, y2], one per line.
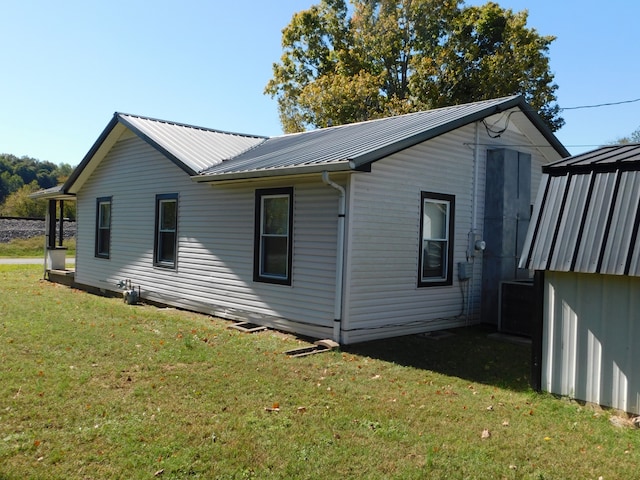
[95, 197, 111, 258]
[254, 188, 293, 285]
[154, 193, 178, 268]
[419, 192, 454, 287]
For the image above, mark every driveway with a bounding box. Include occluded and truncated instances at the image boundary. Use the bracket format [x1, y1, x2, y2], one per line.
[0, 258, 75, 265]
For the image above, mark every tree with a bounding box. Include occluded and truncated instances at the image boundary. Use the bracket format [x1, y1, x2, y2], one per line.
[610, 126, 640, 145]
[265, 0, 563, 133]
[0, 154, 76, 205]
[0, 182, 47, 218]
[0, 171, 24, 202]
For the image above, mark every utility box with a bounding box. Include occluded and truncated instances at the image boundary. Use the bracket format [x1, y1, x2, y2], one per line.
[499, 280, 534, 337]
[458, 262, 473, 281]
[481, 149, 532, 325]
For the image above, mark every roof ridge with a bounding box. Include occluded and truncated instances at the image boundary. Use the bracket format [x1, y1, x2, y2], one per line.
[266, 95, 523, 140]
[116, 112, 268, 140]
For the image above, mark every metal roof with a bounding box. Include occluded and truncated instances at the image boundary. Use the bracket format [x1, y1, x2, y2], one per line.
[63, 95, 567, 193]
[118, 114, 266, 175]
[543, 143, 640, 174]
[196, 95, 568, 181]
[28, 184, 76, 201]
[520, 144, 640, 276]
[63, 113, 267, 193]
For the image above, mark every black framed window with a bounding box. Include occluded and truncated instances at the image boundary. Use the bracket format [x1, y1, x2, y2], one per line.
[95, 197, 111, 258]
[254, 187, 293, 285]
[154, 193, 178, 268]
[418, 192, 454, 287]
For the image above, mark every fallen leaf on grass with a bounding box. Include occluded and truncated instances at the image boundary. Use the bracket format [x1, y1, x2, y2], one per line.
[481, 429, 491, 439]
[265, 402, 280, 412]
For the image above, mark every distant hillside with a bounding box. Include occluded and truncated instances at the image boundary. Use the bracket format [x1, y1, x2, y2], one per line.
[0, 153, 75, 205]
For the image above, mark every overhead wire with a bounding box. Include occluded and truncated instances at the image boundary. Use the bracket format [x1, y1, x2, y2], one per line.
[559, 97, 640, 111]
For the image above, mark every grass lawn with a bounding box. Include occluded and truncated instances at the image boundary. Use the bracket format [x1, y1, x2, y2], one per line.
[1, 265, 638, 479]
[0, 236, 75, 258]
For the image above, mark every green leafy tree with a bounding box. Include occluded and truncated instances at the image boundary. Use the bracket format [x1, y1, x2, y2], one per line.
[0, 154, 76, 205]
[265, 0, 563, 132]
[0, 182, 47, 218]
[54, 163, 75, 183]
[0, 171, 24, 202]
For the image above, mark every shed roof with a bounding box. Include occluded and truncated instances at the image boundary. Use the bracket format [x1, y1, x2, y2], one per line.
[520, 144, 640, 277]
[195, 95, 569, 182]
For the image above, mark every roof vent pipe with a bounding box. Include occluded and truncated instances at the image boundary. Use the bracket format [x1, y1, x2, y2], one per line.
[322, 171, 346, 344]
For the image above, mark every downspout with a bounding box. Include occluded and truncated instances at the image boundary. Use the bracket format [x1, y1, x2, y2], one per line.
[321, 171, 345, 344]
[466, 121, 482, 320]
[472, 121, 481, 236]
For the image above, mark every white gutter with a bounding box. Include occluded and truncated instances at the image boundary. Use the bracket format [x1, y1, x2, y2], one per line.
[321, 171, 346, 344]
[191, 161, 354, 183]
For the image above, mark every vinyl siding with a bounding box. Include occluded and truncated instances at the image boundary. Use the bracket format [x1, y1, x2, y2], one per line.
[75, 133, 338, 339]
[341, 123, 549, 343]
[543, 271, 640, 414]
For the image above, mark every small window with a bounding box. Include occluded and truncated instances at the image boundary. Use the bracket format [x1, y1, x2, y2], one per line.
[154, 193, 178, 268]
[254, 187, 293, 285]
[418, 192, 454, 287]
[95, 197, 111, 258]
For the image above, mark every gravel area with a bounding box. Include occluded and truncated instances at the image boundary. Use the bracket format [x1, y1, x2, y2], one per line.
[0, 218, 76, 243]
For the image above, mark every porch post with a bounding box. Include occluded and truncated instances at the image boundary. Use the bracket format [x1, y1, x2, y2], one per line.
[47, 199, 57, 249]
[530, 270, 545, 392]
[58, 200, 64, 247]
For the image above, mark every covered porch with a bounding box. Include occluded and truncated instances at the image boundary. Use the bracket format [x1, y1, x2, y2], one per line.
[29, 185, 76, 285]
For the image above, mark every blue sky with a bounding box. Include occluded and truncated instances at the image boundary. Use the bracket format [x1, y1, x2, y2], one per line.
[1, 0, 638, 165]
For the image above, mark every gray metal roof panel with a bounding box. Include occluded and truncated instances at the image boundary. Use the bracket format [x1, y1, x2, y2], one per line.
[547, 173, 591, 272]
[545, 144, 640, 173]
[199, 95, 549, 179]
[599, 171, 640, 275]
[29, 184, 76, 200]
[118, 114, 266, 174]
[522, 144, 640, 277]
[572, 172, 617, 273]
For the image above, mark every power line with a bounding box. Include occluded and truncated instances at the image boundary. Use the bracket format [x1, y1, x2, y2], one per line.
[560, 97, 640, 111]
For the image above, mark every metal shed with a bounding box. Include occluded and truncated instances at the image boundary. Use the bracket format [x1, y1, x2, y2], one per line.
[520, 144, 640, 413]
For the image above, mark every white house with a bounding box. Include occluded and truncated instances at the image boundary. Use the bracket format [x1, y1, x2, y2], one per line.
[520, 143, 640, 414]
[51, 95, 568, 344]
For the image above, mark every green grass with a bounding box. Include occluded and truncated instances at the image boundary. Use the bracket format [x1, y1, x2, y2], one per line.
[0, 236, 75, 257]
[1, 264, 638, 479]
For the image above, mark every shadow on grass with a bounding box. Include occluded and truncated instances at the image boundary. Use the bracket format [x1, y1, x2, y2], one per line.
[344, 325, 532, 392]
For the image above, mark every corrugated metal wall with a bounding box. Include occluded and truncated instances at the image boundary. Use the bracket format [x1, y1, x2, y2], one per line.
[341, 124, 549, 343]
[75, 133, 338, 339]
[544, 271, 640, 414]
[521, 169, 640, 276]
